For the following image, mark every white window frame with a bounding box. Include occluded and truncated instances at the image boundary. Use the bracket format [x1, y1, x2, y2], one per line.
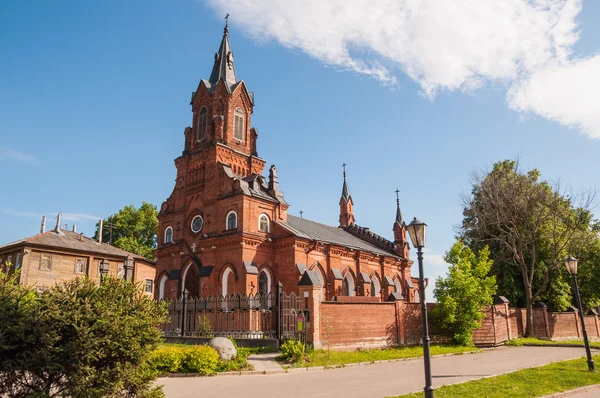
[233, 107, 244, 141]
[258, 214, 270, 233]
[197, 107, 208, 141]
[191, 215, 203, 233]
[75, 258, 86, 274]
[258, 269, 272, 295]
[39, 254, 51, 271]
[164, 226, 173, 243]
[222, 267, 233, 296]
[226, 211, 238, 230]
[370, 277, 381, 297]
[145, 279, 153, 293]
[343, 273, 355, 297]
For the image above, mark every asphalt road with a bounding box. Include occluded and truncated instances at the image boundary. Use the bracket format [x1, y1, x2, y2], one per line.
[158, 346, 594, 398]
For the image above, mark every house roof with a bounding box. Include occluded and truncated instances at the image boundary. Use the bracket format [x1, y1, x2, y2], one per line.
[0, 230, 152, 262]
[277, 215, 401, 259]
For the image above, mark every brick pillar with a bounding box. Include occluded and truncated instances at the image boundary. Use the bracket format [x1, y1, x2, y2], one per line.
[298, 284, 322, 349]
[505, 302, 512, 340]
[393, 299, 405, 345]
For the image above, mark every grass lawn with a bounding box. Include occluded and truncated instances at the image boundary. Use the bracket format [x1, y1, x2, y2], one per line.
[394, 355, 600, 398]
[507, 337, 600, 350]
[283, 345, 479, 368]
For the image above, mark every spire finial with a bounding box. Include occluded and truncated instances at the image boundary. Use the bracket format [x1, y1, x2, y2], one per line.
[394, 189, 403, 224]
[342, 162, 347, 178]
[224, 13, 230, 32]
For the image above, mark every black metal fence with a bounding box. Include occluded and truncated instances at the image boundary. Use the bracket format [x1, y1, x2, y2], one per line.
[161, 289, 303, 340]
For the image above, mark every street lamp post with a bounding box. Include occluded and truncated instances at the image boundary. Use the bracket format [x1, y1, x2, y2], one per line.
[564, 256, 595, 372]
[180, 289, 189, 337]
[99, 259, 109, 282]
[406, 217, 434, 398]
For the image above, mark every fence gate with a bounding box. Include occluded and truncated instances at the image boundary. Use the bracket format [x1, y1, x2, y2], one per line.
[161, 285, 303, 342]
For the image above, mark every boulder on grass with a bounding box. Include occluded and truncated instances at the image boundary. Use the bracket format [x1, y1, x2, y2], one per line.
[208, 337, 237, 361]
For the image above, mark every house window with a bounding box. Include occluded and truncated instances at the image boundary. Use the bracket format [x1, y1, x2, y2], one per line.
[342, 273, 355, 297]
[258, 270, 270, 296]
[197, 107, 207, 141]
[226, 211, 237, 230]
[164, 226, 173, 243]
[15, 254, 22, 269]
[258, 214, 270, 233]
[7, 255, 12, 266]
[233, 107, 244, 141]
[75, 258, 86, 274]
[40, 254, 51, 271]
[145, 279, 153, 293]
[117, 263, 125, 279]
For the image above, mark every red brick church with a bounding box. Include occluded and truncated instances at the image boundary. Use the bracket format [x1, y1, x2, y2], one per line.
[155, 23, 420, 303]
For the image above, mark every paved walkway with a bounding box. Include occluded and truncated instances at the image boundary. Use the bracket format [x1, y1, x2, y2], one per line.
[246, 352, 284, 373]
[158, 346, 596, 398]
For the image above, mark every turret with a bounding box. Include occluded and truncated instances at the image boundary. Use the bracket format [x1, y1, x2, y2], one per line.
[339, 163, 355, 227]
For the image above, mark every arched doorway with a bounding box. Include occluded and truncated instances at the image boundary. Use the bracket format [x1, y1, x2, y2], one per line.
[158, 274, 168, 300]
[181, 263, 200, 298]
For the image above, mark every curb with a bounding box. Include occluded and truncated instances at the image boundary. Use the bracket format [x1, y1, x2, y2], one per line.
[162, 348, 484, 378]
[539, 384, 600, 397]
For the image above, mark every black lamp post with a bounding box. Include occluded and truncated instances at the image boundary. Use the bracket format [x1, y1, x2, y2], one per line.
[406, 217, 434, 398]
[99, 259, 109, 282]
[180, 289, 189, 337]
[564, 256, 595, 372]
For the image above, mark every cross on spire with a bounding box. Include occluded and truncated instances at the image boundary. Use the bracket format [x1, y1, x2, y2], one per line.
[394, 188, 403, 225]
[342, 162, 347, 177]
[224, 13, 230, 27]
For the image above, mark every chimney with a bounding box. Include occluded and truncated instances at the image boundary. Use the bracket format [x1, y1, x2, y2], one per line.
[79, 232, 84, 241]
[40, 216, 46, 234]
[98, 219, 103, 244]
[54, 213, 62, 233]
[72, 224, 77, 233]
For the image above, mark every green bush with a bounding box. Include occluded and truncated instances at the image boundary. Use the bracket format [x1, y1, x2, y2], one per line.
[280, 339, 305, 362]
[0, 274, 167, 398]
[181, 346, 220, 375]
[147, 346, 184, 373]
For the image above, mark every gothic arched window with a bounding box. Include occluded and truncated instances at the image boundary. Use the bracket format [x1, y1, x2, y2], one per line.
[370, 277, 381, 297]
[234, 107, 244, 141]
[226, 211, 237, 230]
[197, 107, 208, 141]
[258, 270, 270, 296]
[164, 226, 173, 243]
[342, 273, 355, 297]
[258, 214, 270, 233]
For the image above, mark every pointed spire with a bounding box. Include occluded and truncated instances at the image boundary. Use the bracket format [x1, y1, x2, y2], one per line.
[395, 189, 403, 225]
[209, 14, 237, 91]
[341, 162, 351, 202]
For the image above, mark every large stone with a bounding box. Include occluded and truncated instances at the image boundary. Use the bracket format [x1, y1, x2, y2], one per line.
[208, 337, 237, 361]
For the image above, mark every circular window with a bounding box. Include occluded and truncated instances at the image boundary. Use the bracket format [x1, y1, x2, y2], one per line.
[191, 215, 204, 233]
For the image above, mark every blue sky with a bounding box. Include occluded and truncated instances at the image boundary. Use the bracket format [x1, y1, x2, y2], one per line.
[1, 0, 599, 294]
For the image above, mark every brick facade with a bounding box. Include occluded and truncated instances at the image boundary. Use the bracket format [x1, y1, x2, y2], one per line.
[154, 25, 419, 303]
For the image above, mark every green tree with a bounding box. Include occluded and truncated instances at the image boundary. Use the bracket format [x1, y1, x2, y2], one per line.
[461, 159, 596, 336]
[433, 241, 497, 346]
[95, 201, 158, 260]
[0, 275, 168, 397]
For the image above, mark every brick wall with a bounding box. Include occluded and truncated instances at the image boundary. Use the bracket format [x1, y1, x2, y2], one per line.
[311, 298, 600, 350]
[320, 302, 397, 350]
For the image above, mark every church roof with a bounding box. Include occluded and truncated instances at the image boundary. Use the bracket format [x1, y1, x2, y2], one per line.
[278, 215, 401, 259]
[0, 230, 151, 262]
[208, 24, 237, 92]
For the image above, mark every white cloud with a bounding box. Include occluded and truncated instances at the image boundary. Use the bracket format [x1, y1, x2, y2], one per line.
[207, 0, 600, 137]
[508, 55, 600, 138]
[0, 146, 40, 166]
[60, 212, 101, 222]
[2, 209, 101, 223]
